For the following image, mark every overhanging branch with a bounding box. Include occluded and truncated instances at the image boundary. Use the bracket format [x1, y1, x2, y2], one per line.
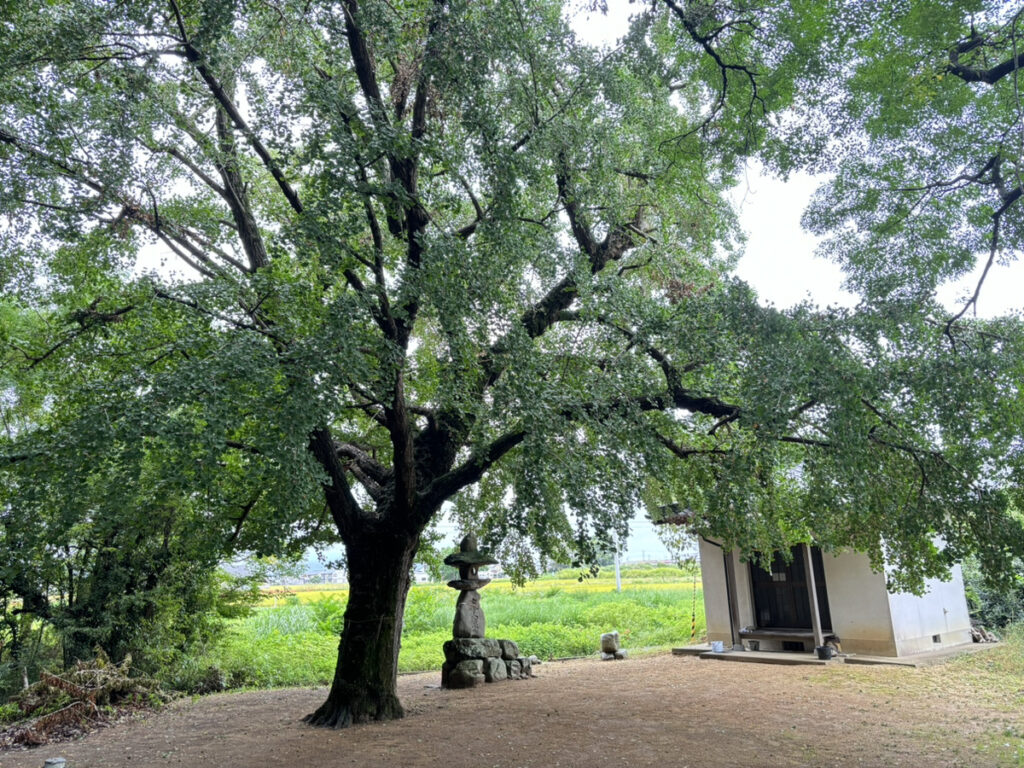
[170, 0, 303, 215]
[308, 427, 369, 537]
[418, 430, 526, 509]
[948, 32, 1024, 84]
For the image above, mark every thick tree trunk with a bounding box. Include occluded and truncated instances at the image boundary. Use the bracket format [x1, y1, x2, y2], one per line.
[304, 532, 418, 728]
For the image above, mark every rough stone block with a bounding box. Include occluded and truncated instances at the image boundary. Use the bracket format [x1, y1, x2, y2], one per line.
[453, 590, 486, 638]
[447, 659, 485, 689]
[517, 656, 533, 677]
[483, 657, 507, 682]
[505, 659, 522, 679]
[498, 639, 520, 660]
[600, 630, 620, 654]
[614, 650, 628, 660]
[443, 637, 501, 664]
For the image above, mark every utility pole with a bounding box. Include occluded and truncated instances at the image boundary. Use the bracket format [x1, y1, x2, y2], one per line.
[612, 531, 622, 593]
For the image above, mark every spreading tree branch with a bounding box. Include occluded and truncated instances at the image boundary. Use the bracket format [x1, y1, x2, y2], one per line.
[948, 32, 1024, 84]
[308, 427, 369, 537]
[419, 430, 526, 509]
[169, 0, 303, 214]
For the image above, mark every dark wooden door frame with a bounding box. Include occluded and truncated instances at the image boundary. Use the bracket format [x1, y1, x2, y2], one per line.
[748, 545, 832, 632]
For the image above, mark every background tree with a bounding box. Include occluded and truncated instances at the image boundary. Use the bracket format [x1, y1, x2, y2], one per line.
[0, 300, 271, 696]
[1, 0, 1022, 728]
[962, 549, 1024, 630]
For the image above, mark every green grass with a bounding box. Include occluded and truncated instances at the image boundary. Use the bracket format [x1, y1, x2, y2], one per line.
[549, 564, 700, 582]
[806, 626, 1024, 767]
[191, 628, 338, 689]
[815, 623, 1024, 713]
[177, 568, 706, 690]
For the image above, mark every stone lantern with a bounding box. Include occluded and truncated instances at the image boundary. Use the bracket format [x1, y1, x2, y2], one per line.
[440, 534, 534, 688]
[444, 534, 496, 638]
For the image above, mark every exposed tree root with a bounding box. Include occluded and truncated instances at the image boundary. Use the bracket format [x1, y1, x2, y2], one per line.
[303, 688, 404, 729]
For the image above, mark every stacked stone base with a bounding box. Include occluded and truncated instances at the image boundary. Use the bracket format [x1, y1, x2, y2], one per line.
[441, 638, 533, 689]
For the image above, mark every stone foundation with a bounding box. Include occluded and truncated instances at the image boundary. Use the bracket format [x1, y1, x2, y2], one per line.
[441, 637, 534, 689]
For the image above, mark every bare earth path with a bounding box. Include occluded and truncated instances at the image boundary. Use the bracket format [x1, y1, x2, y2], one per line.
[1, 653, 1020, 768]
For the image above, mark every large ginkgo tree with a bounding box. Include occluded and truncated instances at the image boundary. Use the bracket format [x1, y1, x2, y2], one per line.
[1, 0, 1022, 727]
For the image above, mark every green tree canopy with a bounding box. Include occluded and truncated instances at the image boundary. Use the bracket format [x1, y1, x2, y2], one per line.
[765, 2, 1024, 312]
[1, 0, 1022, 726]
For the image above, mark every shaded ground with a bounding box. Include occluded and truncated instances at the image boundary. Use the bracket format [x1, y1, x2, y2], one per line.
[1, 652, 1021, 768]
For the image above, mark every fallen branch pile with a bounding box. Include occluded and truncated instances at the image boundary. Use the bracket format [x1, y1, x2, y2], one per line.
[1, 649, 172, 748]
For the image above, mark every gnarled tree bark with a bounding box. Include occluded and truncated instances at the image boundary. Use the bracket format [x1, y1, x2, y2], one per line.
[304, 529, 421, 728]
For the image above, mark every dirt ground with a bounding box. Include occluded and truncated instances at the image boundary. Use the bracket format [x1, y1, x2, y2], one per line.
[1, 653, 1020, 768]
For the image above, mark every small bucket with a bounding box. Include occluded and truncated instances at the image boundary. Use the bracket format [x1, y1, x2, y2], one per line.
[710, 640, 725, 653]
[815, 645, 834, 660]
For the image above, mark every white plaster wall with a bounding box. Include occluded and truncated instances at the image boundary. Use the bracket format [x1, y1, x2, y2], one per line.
[698, 538, 732, 644]
[698, 542, 762, 648]
[887, 564, 973, 655]
[731, 550, 755, 634]
[821, 551, 898, 656]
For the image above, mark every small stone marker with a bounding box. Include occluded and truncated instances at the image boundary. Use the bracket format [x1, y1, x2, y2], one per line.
[600, 630, 627, 660]
[601, 631, 619, 653]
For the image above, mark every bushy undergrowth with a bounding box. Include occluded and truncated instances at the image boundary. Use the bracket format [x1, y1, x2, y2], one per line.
[201, 629, 337, 690]
[178, 574, 706, 691]
[962, 557, 1024, 629]
[1, 566, 265, 703]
